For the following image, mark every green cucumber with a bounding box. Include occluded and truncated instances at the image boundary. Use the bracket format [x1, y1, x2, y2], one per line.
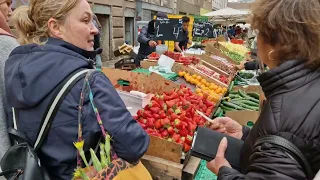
[230, 97, 245, 101]
[228, 81, 235, 92]
[214, 107, 222, 117]
[220, 104, 234, 111]
[231, 101, 259, 111]
[238, 89, 250, 98]
[222, 101, 246, 110]
[246, 97, 260, 104]
[229, 91, 238, 94]
[247, 92, 260, 99]
[237, 100, 259, 107]
[229, 94, 241, 99]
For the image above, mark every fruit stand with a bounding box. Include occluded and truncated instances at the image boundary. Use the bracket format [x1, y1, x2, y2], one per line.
[102, 39, 264, 180]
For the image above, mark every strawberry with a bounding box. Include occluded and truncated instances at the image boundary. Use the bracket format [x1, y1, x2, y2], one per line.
[154, 120, 162, 129]
[153, 114, 160, 120]
[174, 119, 182, 129]
[168, 108, 174, 115]
[167, 126, 175, 135]
[167, 138, 173, 142]
[185, 135, 193, 145]
[180, 111, 186, 121]
[177, 139, 184, 145]
[172, 133, 180, 143]
[166, 100, 175, 109]
[184, 143, 191, 152]
[169, 92, 179, 100]
[160, 118, 170, 126]
[149, 100, 160, 108]
[205, 100, 214, 107]
[161, 130, 169, 138]
[146, 118, 155, 128]
[137, 109, 144, 117]
[160, 113, 166, 119]
[179, 128, 189, 137]
[163, 95, 170, 101]
[143, 110, 153, 118]
[181, 121, 188, 129]
[171, 113, 179, 120]
[150, 107, 160, 114]
[188, 121, 197, 132]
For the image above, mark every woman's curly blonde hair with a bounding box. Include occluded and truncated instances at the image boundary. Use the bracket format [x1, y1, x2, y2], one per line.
[250, 0, 320, 67]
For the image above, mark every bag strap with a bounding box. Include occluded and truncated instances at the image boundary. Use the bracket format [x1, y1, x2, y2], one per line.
[33, 69, 90, 150]
[254, 135, 314, 180]
[76, 70, 117, 167]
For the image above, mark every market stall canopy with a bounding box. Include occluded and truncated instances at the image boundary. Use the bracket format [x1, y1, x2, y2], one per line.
[203, 7, 250, 21]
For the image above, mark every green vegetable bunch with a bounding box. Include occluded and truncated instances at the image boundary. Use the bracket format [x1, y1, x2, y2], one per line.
[72, 135, 112, 180]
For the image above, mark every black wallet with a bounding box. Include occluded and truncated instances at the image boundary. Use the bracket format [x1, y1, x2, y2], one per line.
[190, 126, 244, 169]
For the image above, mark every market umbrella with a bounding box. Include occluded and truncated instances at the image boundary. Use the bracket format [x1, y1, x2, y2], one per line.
[204, 7, 250, 21]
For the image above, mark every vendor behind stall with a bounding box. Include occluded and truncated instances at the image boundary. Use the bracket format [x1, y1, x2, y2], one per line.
[174, 16, 192, 52]
[135, 12, 168, 66]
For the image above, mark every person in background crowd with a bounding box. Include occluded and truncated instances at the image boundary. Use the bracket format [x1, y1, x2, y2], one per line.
[235, 25, 242, 36]
[227, 25, 235, 39]
[207, 0, 320, 179]
[0, 0, 18, 172]
[135, 12, 167, 67]
[92, 14, 102, 70]
[7, 0, 150, 179]
[174, 16, 192, 52]
[222, 27, 229, 42]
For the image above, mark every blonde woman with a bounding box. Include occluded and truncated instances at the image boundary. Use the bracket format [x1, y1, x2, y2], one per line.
[6, 0, 149, 179]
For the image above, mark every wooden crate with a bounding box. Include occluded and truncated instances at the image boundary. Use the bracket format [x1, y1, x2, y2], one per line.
[141, 153, 201, 180]
[171, 63, 228, 88]
[142, 135, 201, 180]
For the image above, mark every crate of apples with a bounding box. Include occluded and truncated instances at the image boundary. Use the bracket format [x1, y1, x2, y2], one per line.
[134, 84, 215, 152]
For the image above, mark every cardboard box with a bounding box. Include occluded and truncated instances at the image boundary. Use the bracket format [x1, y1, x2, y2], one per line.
[232, 85, 266, 112]
[102, 68, 179, 94]
[225, 110, 260, 126]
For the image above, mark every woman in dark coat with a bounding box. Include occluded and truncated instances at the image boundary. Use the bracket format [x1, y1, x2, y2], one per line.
[208, 0, 320, 179]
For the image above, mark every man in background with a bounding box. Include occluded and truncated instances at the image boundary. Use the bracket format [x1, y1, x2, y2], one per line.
[174, 16, 192, 52]
[135, 12, 168, 66]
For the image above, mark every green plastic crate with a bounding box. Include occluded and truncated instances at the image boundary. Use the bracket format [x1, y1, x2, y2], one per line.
[194, 160, 217, 180]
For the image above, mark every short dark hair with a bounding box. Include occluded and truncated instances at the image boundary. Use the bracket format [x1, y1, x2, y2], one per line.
[182, 16, 190, 23]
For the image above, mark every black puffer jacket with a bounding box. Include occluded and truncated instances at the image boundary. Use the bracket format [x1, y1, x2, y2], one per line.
[219, 59, 320, 179]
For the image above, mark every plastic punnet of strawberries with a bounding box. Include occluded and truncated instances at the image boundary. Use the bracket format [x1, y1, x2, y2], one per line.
[133, 84, 215, 153]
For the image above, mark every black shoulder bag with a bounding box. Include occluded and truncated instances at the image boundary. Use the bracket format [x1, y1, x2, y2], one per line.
[254, 135, 314, 180]
[0, 69, 89, 180]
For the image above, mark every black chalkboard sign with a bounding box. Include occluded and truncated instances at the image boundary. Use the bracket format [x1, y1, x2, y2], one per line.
[155, 17, 183, 41]
[192, 22, 215, 38]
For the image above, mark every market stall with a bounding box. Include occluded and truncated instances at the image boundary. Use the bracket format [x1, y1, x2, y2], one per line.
[106, 16, 265, 179]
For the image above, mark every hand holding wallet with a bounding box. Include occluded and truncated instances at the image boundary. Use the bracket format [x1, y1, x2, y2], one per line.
[190, 126, 244, 170]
